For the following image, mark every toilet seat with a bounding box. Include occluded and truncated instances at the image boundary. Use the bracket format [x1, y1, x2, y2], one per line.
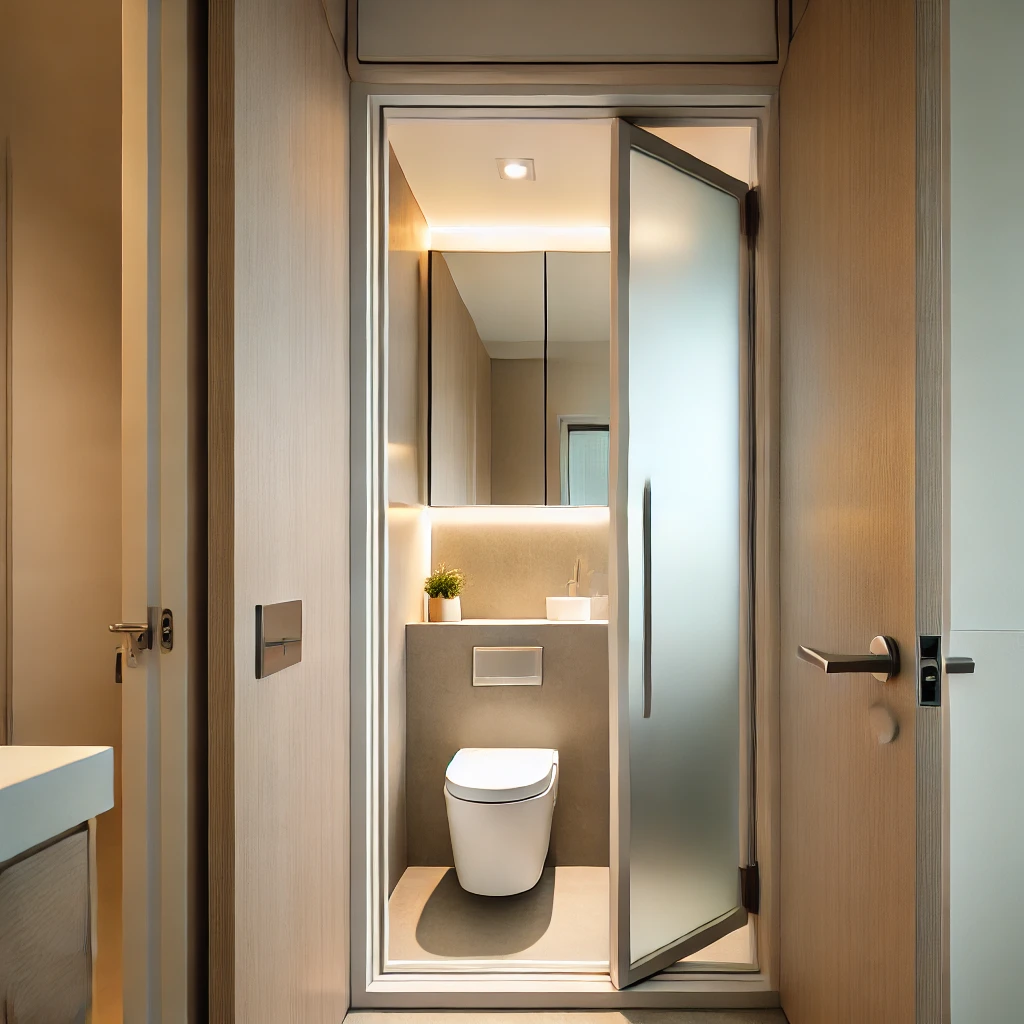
[445, 747, 557, 803]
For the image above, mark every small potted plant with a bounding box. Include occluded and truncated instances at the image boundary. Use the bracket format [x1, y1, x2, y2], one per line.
[424, 563, 465, 622]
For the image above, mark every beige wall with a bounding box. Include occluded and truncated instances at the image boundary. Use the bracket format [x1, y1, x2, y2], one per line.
[406, 621, 609, 867]
[949, 1, 1024, 1018]
[545, 341, 610, 503]
[490, 357, 545, 504]
[386, 149, 430, 894]
[1, 2, 123, 1019]
[430, 510, 609, 619]
[208, 0, 350, 1019]
[430, 253, 491, 505]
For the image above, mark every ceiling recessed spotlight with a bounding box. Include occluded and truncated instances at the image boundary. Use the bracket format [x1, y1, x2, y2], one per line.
[497, 157, 535, 181]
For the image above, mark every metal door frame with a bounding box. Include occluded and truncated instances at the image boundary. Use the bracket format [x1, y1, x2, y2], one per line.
[349, 84, 782, 1010]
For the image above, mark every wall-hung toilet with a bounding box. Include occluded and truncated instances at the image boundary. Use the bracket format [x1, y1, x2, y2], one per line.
[444, 747, 559, 896]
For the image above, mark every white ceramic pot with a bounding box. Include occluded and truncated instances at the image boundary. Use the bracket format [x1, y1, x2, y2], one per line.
[428, 596, 462, 622]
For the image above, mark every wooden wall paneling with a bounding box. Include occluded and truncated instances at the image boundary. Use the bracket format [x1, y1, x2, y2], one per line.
[0, 138, 8, 748]
[753, 96, 782, 993]
[429, 253, 491, 505]
[489, 359, 544, 505]
[915, 0, 948, 1019]
[386, 146, 430, 895]
[207, 0, 235, 1015]
[791, 0, 812, 38]
[208, 0, 350, 1020]
[475, 341, 492, 504]
[779, 0, 918, 1021]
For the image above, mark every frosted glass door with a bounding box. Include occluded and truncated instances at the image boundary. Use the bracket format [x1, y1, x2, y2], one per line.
[609, 121, 749, 988]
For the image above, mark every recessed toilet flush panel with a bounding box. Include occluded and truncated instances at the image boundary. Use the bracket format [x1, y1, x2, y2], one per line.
[472, 646, 543, 686]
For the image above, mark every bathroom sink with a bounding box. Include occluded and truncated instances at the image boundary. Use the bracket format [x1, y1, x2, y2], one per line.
[545, 596, 591, 621]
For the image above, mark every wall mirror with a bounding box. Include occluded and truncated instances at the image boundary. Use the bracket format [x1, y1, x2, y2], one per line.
[428, 250, 610, 506]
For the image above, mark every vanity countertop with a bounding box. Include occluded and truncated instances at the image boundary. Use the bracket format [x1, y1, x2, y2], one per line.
[0, 746, 114, 862]
[409, 618, 609, 626]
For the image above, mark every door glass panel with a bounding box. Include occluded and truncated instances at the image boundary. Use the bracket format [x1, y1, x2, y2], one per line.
[626, 147, 741, 963]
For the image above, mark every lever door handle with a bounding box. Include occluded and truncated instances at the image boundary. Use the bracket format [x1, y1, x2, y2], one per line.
[797, 634, 900, 682]
[109, 622, 153, 649]
[946, 656, 975, 674]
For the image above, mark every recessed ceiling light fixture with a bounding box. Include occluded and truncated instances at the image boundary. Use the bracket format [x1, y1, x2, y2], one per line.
[496, 157, 535, 181]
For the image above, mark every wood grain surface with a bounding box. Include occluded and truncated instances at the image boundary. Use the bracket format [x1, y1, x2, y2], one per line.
[779, 0, 919, 1020]
[208, 0, 350, 1020]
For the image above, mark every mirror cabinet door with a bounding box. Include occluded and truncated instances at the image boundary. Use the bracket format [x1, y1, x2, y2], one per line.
[428, 249, 611, 507]
[545, 252, 611, 506]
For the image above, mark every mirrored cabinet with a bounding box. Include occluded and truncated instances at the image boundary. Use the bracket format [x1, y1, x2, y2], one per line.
[428, 250, 610, 507]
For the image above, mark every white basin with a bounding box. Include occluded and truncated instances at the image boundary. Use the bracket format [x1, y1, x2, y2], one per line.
[546, 596, 591, 621]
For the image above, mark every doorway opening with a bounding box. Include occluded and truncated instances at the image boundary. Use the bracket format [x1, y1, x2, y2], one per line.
[357, 102, 774, 1003]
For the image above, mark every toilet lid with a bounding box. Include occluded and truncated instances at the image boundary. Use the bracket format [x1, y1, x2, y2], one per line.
[445, 747, 557, 803]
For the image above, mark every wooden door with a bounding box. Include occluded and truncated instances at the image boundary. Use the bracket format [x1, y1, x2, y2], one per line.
[207, 0, 351, 1021]
[120, 0, 205, 1018]
[779, 0, 936, 1021]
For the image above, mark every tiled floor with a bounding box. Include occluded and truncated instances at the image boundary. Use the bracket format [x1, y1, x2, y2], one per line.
[387, 866, 754, 970]
[346, 1013, 787, 1023]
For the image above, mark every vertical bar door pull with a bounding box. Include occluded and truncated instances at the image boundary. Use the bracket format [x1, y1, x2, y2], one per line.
[642, 479, 653, 718]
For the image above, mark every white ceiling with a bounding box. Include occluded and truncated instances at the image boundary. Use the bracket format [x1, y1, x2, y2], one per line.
[442, 252, 545, 344]
[389, 119, 754, 252]
[547, 252, 610, 343]
[441, 251, 610, 357]
[391, 119, 613, 251]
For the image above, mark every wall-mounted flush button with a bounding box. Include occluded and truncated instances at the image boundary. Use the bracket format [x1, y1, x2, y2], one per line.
[256, 600, 303, 679]
[473, 647, 542, 687]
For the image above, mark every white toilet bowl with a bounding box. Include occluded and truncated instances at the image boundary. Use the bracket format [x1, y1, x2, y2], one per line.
[444, 747, 559, 897]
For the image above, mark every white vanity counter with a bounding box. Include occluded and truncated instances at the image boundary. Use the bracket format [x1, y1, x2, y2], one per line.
[0, 745, 114, 862]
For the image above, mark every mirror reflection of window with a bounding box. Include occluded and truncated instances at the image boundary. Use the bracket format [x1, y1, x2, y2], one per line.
[545, 252, 610, 507]
[564, 423, 610, 506]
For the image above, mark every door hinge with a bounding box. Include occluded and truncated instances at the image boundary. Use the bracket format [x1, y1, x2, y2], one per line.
[740, 863, 760, 914]
[744, 188, 760, 242]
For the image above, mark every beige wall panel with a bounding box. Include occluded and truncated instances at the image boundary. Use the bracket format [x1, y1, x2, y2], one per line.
[405, 621, 609, 867]
[387, 148, 430, 895]
[490, 358, 545, 505]
[430, 253, 492, 506]
[208, 0, 350, 1018]
[3, 2, 122, 1018]
[0, 142, 7, 747]
[948, 1, 1024, 1018]
[430, 513, 609, 620]
[779, 0, 917, 1021]
[475, 342, 492, 505]
[357, 0, 779, 63]
[545, 343, 610, 503]
[389, 148, 428, 508]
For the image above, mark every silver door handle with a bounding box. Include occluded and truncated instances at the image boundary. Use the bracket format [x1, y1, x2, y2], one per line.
[642, 479, 653, 718]
[946, 656, 975, 674]
[109, 622, 153, 649]
[797, 634, 900, 682]
[109, 621, 152, 682]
